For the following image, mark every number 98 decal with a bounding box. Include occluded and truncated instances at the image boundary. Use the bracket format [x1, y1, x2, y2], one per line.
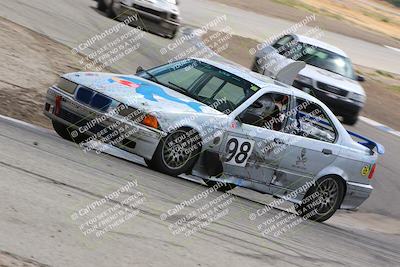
[225, 136, 255, 167]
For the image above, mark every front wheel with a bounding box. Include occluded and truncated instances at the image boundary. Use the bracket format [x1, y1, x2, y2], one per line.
[148, 129, 201, 176]
[251, 60, 258, 72]
[106, 0, 117, 18]
[343, 115, 358, 125]
[167, 28, 178, 39]
[296, 176, 344, 222]
[97, 0, 107, 11]
[52, 120, 89, 144]
[52, 120, 73, 141]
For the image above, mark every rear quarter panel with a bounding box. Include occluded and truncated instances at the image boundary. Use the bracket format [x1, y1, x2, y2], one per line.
[320, 145, 377, 185]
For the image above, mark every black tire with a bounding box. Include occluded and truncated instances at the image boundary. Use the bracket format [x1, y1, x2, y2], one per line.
[144, 158, 155, 169]
[167, 33, 176, 39]
[52, 120, 89, 144]
[251, 60, 259, 72]
[296, 176, 345, 222]
[343, 115, 358, 125]
[97, 0, 107, 12]
[52, 120, 73, 141]
[106, 0, 117, 18]
[148, 128, 201, 176]
[202, 178, 236, 192]
[167, 28, 178, 39]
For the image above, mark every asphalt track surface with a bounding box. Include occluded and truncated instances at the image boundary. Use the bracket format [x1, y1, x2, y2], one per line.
[0, 0, 400, 266]
[1, 111, 400, 267]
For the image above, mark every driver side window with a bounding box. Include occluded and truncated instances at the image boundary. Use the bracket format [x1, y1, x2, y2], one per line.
[290, 98, 337, 143]
[239, 93, 291, 132]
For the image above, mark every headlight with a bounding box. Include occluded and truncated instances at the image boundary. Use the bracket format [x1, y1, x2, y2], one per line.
[117, 104, 159, 129]
[349, 92, 366, 103]
[57, 78, 77, 94]
[117, 105, 144, 123]
[142, 114, 159, 129]
[296, 75, 313, 86]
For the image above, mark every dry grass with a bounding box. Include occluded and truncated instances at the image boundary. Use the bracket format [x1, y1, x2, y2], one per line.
[0, 17, 103, 128]
[301, 0, 400, 40]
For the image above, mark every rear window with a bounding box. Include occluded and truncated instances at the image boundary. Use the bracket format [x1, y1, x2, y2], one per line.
[290, 98, 337, 143]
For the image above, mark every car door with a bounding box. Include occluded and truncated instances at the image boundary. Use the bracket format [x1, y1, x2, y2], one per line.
[219, 93, 293, 186]
[274, 97, 341, 191]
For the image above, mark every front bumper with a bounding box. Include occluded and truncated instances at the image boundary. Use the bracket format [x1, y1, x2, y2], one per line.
[43, 86, 163, 160]
[117, 3, 180, 34]
[292, 80, 364, 117]
[340, 181, 373, 210]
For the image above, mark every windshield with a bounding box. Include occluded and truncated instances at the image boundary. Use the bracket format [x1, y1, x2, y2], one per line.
[137, 59, 260, 114]
[279, 42, 355, 79]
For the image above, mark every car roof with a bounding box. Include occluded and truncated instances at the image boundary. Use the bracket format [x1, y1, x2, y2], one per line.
[195, 57, 290, 90]
[292, 34, 348, 57]
[195, 57, 326, 105]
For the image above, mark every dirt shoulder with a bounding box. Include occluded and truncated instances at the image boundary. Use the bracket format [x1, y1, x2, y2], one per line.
[209, 0, 400, 47]
[202, 31, 400, 130]
[0, 17, 102, 129]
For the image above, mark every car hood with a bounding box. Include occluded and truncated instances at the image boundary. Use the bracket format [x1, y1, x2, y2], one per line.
[122, 0, 179, 14]
[63, 72, 221, 115]
[299, 65, 365, 95]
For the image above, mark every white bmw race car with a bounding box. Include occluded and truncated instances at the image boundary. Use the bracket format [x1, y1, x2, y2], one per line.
[44, 58, 384, 222]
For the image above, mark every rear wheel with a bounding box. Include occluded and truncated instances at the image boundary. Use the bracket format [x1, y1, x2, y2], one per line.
[296, 176, 344, 222]
[148, 128, 201, 176]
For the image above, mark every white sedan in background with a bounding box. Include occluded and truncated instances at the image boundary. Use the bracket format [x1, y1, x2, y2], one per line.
[252, 34, 366, 125]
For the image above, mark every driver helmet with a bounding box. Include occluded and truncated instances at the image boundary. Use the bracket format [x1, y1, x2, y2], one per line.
[247, 95, 275, 117]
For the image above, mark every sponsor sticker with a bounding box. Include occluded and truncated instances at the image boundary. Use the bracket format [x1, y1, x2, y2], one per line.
[361, 165, 371, 176]
[224, 136, 255, 167]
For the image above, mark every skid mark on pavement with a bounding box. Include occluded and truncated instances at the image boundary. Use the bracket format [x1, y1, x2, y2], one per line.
[0, 250, 51, 267]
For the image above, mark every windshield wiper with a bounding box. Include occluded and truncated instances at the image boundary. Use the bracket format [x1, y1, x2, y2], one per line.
[168, 81, 188, 93]
[167, 81, 203, 102]
[142, 70, 160, 83]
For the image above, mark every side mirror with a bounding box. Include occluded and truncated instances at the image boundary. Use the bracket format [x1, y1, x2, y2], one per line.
[237, 109, 262, 125]
[136, 66, 144, 74]
[357, 75, 365, 82]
